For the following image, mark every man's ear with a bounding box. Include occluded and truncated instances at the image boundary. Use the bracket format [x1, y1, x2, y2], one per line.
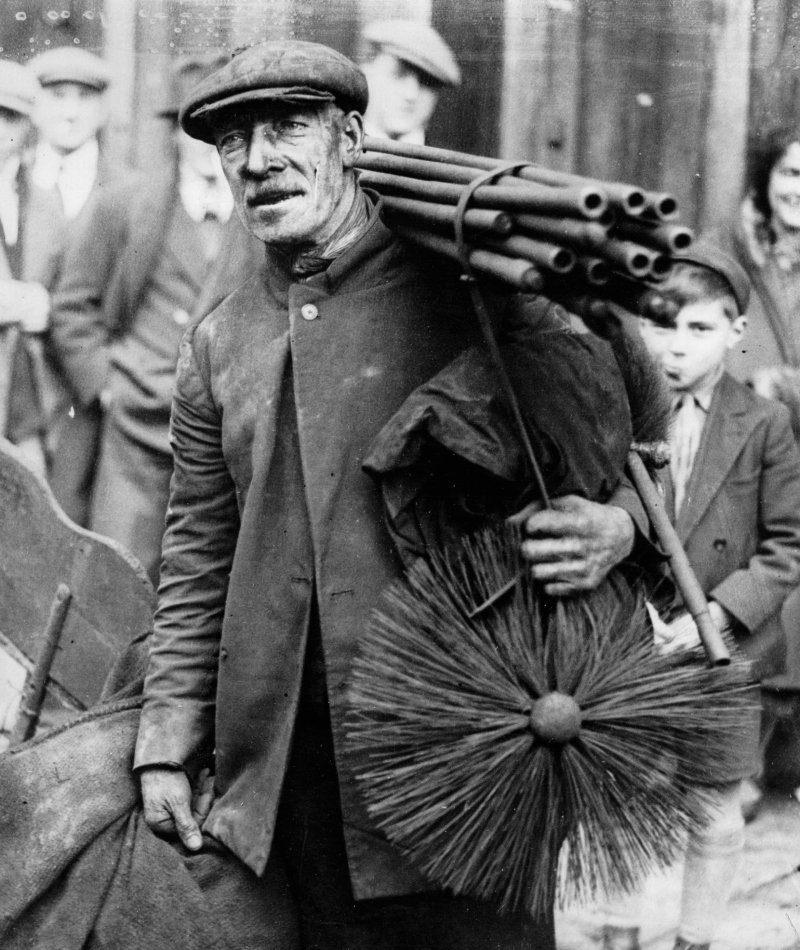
[728, 314, 747, 347]
[341, 110, 364, 168]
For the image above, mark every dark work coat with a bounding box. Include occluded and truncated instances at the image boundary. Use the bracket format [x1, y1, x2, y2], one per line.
[135, 202, 648, 900]
[671, 373, 800, 679]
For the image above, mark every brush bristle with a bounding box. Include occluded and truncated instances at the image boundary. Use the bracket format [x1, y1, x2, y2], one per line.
[346, 523, 758, 916]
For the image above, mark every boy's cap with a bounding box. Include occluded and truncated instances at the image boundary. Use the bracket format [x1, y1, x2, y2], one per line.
[158, 52, 230, 119]
[361, 20, 461, 87]
[0, 60, 39, 117]
[28, 47, 110, 91]
[674, 240, 751, 314]
[180, 40, 369, 143]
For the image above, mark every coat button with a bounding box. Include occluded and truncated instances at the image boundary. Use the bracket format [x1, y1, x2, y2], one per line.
[713, 539, 727, 551]
[173, 308, 190, 326]
[300, 304, 318, 321]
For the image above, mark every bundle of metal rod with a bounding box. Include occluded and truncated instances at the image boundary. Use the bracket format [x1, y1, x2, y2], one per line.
[393, 224, 544, 293]
[358, 137, 694, 317]
[512, 213, 658, 280]
[359, 169, 606, 219]
[380, 195, 513, 237]
[362, 136, 678, 220]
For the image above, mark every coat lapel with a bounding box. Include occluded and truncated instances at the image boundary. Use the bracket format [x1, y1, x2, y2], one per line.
[164, 203, 209, 287]
[677, 373, 755, 542]
[107, 169, 176, 337]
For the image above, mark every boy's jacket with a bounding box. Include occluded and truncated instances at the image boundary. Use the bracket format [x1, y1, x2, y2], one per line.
[669, 372, 800, 677]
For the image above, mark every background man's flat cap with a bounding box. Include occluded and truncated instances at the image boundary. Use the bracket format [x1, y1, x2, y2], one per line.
[28, 47, 111, 91]
[0, 60, 40, 116]
[361, 20, 461, 87]
[674, 240, 751, 314]
[180, 40, 369, 143]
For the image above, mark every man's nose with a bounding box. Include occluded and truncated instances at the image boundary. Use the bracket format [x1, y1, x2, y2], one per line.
[60, 92, 81, 120]
[245, 126, 285, 176]
[668, 330, 687, 355]
[398, 72, 422, 100]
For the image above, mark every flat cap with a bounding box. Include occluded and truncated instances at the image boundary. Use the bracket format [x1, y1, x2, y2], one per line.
[0, 59, 39, 117]
[28, 47, 110, 91]
[674, 240, 751, 315]
[361, 20, 460, 87]
[180, 40, 369, 144]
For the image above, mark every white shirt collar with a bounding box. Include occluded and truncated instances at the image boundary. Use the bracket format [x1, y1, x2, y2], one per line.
[32, 138, 100, 220]
[178, 157, 234, 225]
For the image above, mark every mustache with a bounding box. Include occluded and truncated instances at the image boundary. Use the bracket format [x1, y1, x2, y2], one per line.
[245, 184, 306, 205]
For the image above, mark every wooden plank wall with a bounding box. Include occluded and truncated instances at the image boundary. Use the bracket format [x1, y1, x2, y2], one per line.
[428, 0, 505, 157]
[501, 0, 753, 232]
[750, 0, 800, 134]
[0, 2, 103, 67]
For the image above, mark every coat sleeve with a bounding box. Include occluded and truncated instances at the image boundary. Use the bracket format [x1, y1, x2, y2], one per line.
[134, 326, 240, 773]
[48, 185, 128, 406]
[711, 404, 800, 633]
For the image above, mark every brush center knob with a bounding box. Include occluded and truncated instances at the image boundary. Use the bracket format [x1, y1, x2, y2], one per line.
[529, 693, 582, 743]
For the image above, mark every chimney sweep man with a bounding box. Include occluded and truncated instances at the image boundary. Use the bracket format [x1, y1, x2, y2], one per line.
[134, 40, 645, 950]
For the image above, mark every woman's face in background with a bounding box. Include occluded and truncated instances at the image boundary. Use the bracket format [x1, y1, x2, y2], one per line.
[768, 140, 800, 231]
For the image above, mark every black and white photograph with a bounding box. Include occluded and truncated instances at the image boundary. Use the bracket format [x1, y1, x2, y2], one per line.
[0, 2, 798, 948]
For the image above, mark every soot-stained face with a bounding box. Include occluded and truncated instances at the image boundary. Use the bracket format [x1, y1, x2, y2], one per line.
[211, 100, 363, 249]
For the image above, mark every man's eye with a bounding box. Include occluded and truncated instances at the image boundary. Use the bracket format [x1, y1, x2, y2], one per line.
[219, 132, 246, 150]
[276, 120, 307, 135]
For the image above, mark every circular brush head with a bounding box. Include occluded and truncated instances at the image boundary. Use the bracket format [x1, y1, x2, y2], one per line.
[347, 523, 759, 917]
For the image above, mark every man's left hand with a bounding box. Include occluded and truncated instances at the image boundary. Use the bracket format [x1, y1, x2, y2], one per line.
[510, 495, 635, 596]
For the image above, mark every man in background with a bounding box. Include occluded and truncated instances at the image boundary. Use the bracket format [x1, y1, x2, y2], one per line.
[28, 46, 122, 526]
[358, 19, 460, 144]
[28, 46, 111, 222]
[49, 54, 253, 586]
[0, 59, 64, 472]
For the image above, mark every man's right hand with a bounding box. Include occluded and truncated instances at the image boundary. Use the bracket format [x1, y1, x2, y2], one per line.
[139, 766, 204, 851]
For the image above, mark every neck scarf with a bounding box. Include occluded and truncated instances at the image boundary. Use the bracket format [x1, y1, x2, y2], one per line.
[289, 188, 372, 279]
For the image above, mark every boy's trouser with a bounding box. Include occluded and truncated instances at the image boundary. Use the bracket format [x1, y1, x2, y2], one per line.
[602, 782, 744, 946]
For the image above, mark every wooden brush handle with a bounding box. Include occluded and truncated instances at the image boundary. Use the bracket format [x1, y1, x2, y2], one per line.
[627, 451, 730, 666]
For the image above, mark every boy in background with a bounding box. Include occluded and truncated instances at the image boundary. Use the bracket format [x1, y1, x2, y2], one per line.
[602, 243, 800, 950]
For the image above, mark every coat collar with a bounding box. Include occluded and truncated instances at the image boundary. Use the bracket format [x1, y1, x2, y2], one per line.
[676, 372, 756, 541]
[259, 191, 397, 303]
